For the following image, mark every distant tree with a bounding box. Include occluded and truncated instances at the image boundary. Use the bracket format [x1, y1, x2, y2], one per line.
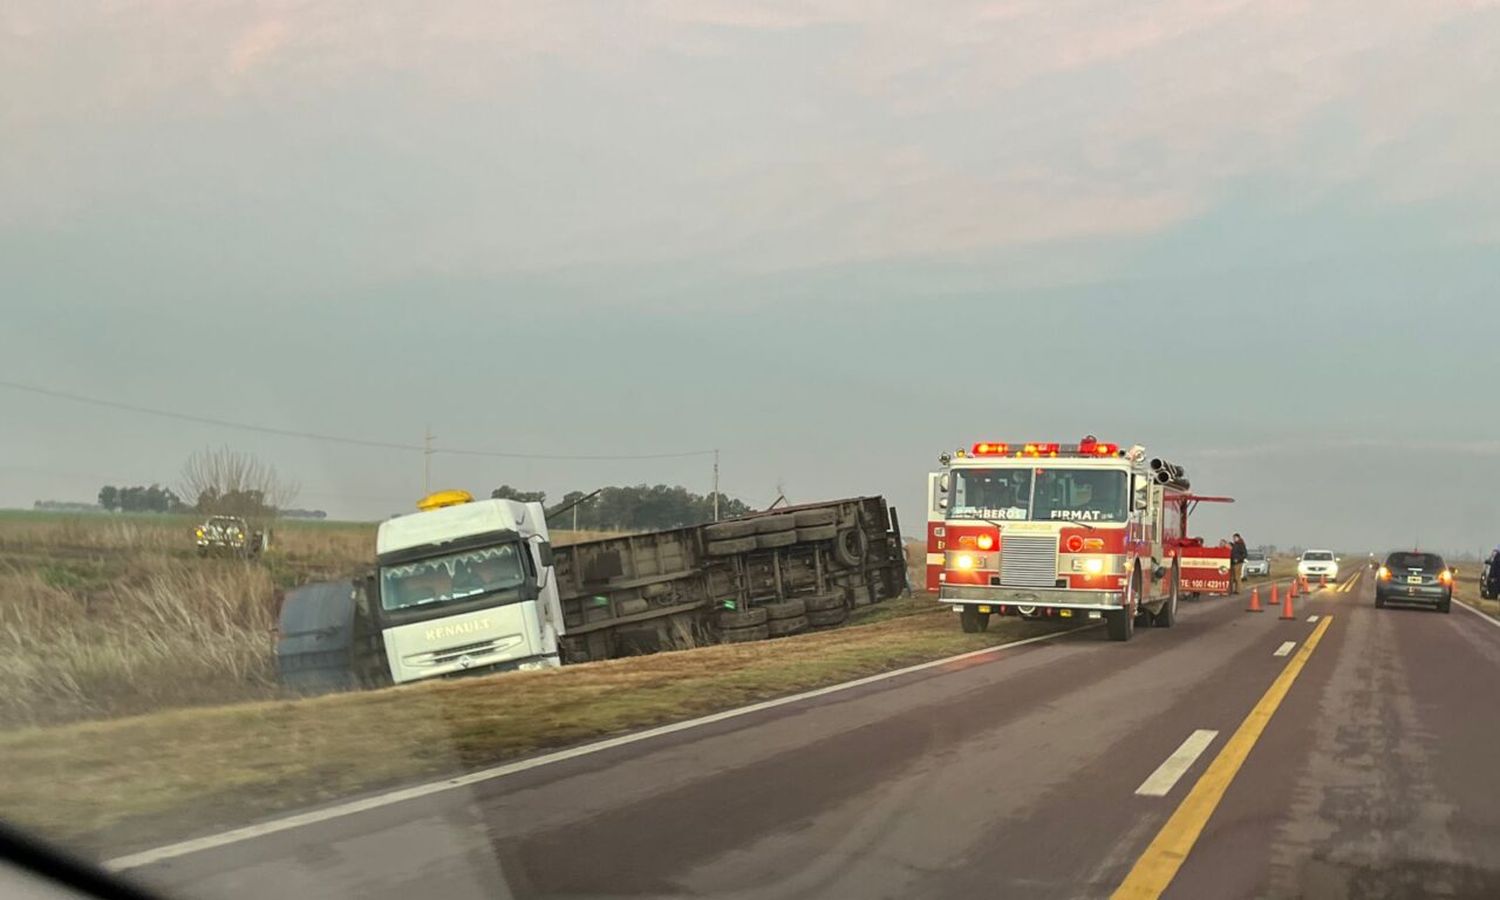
[96, 483, 184, 513]
[490, 485, 547, 504]
[180, 446, 297, 519]
[98, 485, 119, 511]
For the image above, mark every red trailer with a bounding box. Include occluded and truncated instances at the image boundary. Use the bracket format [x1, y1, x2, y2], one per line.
[1168, 494, 1236, 596]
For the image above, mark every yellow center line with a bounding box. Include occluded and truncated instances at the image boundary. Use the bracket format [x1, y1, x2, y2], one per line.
[1112, 616, 1335, 899]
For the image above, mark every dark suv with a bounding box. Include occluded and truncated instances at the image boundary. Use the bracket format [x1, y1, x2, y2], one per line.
[1375, 551, 1452, 613]
[1482, 551, 1499, 601]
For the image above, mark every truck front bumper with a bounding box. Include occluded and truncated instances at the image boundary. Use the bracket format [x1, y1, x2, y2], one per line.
[940, 585, 1126, 611]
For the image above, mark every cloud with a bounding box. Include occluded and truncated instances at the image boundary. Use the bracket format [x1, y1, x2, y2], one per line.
[227, 19, 287, 76]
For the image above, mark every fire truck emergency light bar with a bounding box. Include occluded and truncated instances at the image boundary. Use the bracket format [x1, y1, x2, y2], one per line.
[969, 441, 1122, 458]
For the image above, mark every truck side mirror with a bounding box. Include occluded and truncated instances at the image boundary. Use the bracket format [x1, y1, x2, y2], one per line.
[938, 497, 949, 510]
[537, 540, 555, 568]
[939, 474, 950, 493]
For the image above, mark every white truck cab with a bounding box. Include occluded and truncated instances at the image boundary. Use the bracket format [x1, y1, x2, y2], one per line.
[374, 491, 564, 683]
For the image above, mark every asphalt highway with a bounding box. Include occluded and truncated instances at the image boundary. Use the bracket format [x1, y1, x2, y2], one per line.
[121, 569, 1500, 899]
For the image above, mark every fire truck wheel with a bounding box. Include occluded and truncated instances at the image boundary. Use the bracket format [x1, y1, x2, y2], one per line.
[1154, 570, 1180, 628]
[807, 607, 849, 628]
[833, 528, 868, 567]
[767, 615, 808, 637]
[803, 593, 845, 612]
[796, 524, 838, 542]
[793, 509, 838, 527]
[1106, 607, 1134, 641]
[707, 536, 759, 556]
[959, 606, 992, 633]
[763, 598, 807, 620]
[721, 624, 770, 643]
[718, 607, 769, 629]
[756, 531, 798, 550]
[755, 515, 797, 534]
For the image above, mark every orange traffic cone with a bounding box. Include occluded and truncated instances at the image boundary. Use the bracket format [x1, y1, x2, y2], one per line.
[1281, 581, 1296, 619]
[1289, 578, 1299, 600]
[1247, 586, 1263, 612]
[1270, 583, 1280, 609]
[1320, 574, 1327, 590]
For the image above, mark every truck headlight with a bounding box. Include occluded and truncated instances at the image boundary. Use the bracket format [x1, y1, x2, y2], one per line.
[1071, 558, 1105, 574]
[954, 554, 976, 570]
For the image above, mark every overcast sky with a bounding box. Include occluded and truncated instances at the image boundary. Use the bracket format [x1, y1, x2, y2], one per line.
[4, 1, 1499, 554]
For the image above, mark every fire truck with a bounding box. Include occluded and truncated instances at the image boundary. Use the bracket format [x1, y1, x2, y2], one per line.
[930, 438, 1231, 641]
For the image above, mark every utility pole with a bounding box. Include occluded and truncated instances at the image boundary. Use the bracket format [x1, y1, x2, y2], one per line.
[423, 426, 434, 494]
[712, 449, 720, 522]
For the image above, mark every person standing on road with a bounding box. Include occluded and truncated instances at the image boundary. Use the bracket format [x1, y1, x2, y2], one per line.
[1229, 533, 1248, 594]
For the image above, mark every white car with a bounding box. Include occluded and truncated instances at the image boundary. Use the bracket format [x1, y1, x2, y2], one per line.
[1298, 550, 1339, 583]
[1242, 550, 1270, 578]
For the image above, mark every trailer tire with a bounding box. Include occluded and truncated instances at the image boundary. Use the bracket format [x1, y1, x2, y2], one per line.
[721, 624, 770, 643]
[718, 607, 769, 629]
[755, 515, 797, 534]
[763, 598, 807, 620]
[1106, 607, 1134, 641]
[807, 608, 849, 628]
[833, 528, 868, 567]
[757, 531, 797, 550]
[803, 593, 845, 612]
[796, 524, 839, 542]
[704, 520, 757, 541]
[793, 509, 837, 527]
[707, 536, 759, 556]
[767, 615, 808, 637]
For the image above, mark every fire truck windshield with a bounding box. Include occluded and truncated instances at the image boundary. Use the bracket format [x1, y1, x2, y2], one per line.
[948, 468, 1128, 523]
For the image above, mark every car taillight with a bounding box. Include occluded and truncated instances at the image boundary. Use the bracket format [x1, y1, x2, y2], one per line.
[1377, 566, 1391, 581]
[1439, 570, 1453, 585]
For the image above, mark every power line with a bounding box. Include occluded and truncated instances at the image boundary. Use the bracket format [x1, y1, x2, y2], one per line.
[0, 379, 716, 462]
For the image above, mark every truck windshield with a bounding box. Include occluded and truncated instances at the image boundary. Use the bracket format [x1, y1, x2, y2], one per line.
[948, 468, 1128, 523]
[380, 544, 527, 612]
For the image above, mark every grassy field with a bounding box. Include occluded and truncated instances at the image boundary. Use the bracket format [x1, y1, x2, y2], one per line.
[0, 592, 1062, 856]
[0, 511, 615, 727]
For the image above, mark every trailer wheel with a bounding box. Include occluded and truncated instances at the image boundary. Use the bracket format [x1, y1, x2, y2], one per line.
[718, 607, 769, 629]
[767, 615, 808, 637]
[755, 515, 797, 534]
[707, 536, 759, 556]
[803, 593, 844, 612]
[796, 524, 839, 542]
[756, 531, 797, 550]
[793, 509, 837, 527]
[1106, 607, 1134, 641]
[763, 598, 807, 620]
[833, 528, 868, 567]
[721, 624, 770, 643]
[807, 607, 849, 628]
[704, 520, 757, 541]
[1153, 566, 1179, 628]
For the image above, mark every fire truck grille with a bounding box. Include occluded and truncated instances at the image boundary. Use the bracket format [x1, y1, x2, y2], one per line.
[1000, 535, 1058, 587]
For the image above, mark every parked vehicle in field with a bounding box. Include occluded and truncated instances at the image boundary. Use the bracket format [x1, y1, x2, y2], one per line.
[1482, 551, 1499, 600]
[930, 438, 1232, 642]
[1297, 550, 1339, 583]
[1375, 551, 1453, 613]
[274, 491, 907, 692]
[194, 515, 267, 558]
[1242, 549, 1270, 578]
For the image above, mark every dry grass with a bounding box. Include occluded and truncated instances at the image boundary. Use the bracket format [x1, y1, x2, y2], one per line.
[0, 601, 1061, 857]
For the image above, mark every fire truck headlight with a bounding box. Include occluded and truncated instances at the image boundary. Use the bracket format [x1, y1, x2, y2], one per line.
[954, 554, 976, 570]
[1071, 558, 1106, 574]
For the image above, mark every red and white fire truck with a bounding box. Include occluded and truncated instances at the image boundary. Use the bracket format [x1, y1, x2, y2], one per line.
[928, 438, 1232, 641]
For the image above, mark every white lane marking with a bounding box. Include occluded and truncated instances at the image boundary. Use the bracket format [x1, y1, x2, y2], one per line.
[1456, 598, 1500, 630]
[1274, 641, 1296, 657]
[106, 623, 1095, 871]
[1135, 729, 1219, 797]
[1307, 615, 1319, 622]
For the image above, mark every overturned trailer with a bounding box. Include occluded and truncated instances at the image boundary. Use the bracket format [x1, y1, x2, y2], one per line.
[274, 495, 909, 692]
